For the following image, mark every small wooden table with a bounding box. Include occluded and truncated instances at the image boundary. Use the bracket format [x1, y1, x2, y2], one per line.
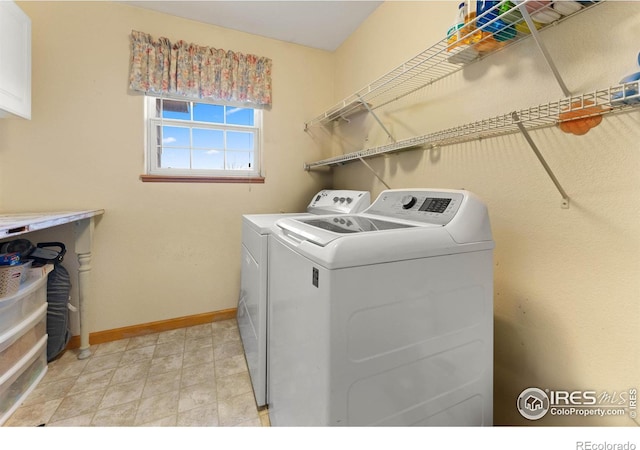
[0, 210, 104, 359]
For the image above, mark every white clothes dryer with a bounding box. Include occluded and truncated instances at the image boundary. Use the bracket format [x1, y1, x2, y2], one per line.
[238, 190, 370, 407]
[267, 188, 494, 426]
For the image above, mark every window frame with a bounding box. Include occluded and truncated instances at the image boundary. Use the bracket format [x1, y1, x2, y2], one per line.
[142, 96, 264, 183]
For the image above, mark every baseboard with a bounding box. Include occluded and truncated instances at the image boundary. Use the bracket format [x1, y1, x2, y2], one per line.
[66, 308, 237, 349]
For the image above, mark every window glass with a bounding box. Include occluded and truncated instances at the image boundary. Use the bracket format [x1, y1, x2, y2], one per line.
[146, 97, 261, 178]
[225, 107, 254, 126]
[193, 128, 224, 149]
[160, 148, 190, 169]
[162, 126, 190, 148]
[193, 149, 225, 170]
[225, 151, 253, 170]
[227, 131, 254, 151]
[194, 103, 224, 123]
[161, 100, 191, 120]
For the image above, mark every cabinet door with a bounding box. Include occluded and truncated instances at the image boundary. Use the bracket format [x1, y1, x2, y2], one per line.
[0, 1, 31, 119]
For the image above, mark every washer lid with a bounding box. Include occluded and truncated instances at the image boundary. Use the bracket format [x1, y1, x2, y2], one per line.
[273, 216, 491, 269]
[303, 215, 414, 233]
[276, 215, 429, 247]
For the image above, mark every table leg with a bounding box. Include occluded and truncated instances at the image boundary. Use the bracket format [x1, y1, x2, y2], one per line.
[74, 217, 95, 360]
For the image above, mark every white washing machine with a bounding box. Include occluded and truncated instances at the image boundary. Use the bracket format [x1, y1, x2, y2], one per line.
[267, 188, 494, 426]
[238, 190, 370, 407]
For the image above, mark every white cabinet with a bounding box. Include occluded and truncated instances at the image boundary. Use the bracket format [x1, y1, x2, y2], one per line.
[0, 1, 31, 119]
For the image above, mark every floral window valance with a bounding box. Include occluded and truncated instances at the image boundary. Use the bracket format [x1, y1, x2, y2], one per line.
[128, 30, 272, 108]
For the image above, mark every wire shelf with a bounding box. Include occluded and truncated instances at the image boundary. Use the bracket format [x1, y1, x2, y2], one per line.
[304, 82, 640, 170]
[304, 0, 603, 130]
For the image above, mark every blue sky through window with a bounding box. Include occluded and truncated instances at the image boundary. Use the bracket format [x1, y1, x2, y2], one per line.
[157, 100, 256, 171]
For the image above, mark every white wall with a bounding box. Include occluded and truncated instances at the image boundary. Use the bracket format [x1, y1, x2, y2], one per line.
[0, 2, 332, 332]
[329, 1, 639, 426]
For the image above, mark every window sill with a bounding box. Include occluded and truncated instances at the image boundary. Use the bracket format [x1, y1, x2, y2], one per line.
[140, 175, 265, 184]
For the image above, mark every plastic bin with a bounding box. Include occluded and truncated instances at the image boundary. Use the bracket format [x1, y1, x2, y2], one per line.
[0, 303, 47, 374]
[0, 334, 48, 425]
[0, 272, 48, 336]
[18, 260, 33, 285]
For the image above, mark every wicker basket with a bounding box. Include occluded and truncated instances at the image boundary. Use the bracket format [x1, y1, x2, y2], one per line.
[0, 265, 25, 298]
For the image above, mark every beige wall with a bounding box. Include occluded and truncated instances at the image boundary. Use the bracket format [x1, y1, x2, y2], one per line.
[0, 2, 332, 331]
[330, 2, 639, 426]
[2, 0, 638, 428]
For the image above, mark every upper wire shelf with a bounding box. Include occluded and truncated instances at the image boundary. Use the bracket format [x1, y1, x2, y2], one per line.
[304, 0, 603, 130]
[304, 82, 640, 170]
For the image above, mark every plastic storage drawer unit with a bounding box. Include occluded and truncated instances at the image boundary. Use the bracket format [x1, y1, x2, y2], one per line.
[0, 303, 47, 374]
[0, 273, 47, 336]
[0, 335, 48, 425]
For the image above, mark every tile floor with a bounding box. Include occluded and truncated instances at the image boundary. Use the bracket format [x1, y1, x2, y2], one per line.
[3, 319, 270, 427]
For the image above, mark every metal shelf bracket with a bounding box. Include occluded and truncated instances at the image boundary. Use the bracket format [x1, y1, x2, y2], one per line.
[357, 94, 396, 143]
[512, 111, 570, 209]
[358, 156, 391, 189]
[518, 4, 571, 98]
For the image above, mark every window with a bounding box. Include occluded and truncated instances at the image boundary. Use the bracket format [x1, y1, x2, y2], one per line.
[143, 96, 263, 182]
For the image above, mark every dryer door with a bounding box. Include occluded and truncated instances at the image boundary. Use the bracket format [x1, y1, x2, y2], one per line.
[238, 243, 267, 407]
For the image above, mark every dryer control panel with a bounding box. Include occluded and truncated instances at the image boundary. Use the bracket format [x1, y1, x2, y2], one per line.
[306, 190, 371, 215]
[365, 189, 466, 225]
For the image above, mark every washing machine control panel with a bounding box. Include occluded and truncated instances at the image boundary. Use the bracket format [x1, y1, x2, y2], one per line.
[366, 190, 465, 225]
[307, 190, 371, 214]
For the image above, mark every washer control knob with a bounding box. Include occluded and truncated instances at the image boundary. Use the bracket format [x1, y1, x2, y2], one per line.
[401, 195, 417, 209]
[339, 197, 346, 203]
[346, 197, 353, 204]
[333, 197, 339, 202]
